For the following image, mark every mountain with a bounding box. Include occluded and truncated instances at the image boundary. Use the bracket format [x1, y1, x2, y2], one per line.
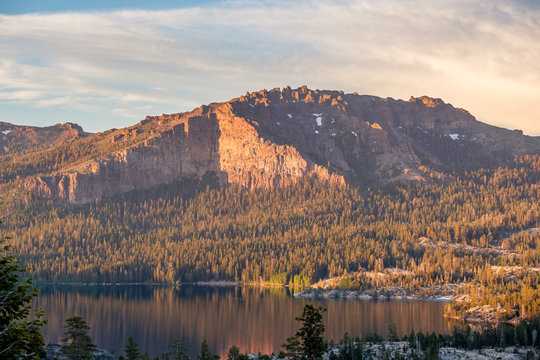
[1, 86, 539, 203]
[0, 121, 86, 155]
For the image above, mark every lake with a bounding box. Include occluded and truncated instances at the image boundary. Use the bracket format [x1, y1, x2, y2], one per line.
[36, 285, 457, 358]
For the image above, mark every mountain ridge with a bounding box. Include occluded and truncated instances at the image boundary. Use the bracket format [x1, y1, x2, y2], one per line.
[1, 86, 539, 203]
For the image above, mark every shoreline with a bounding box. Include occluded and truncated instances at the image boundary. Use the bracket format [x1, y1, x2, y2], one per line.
[35, 282, 455, 302]
[34, 280, 297, 288]
[292, 288, 454, 302]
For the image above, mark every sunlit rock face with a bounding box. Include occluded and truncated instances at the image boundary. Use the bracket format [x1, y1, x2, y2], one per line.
[20, 86, 540, 203]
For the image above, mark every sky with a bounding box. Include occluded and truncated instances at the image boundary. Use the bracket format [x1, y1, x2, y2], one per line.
[1, 0, 539, 135]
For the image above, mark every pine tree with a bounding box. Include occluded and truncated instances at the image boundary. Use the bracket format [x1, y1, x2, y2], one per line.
[227, 345, 240, 360]
[282, 336, 301, 360]
[198, 340, 219, 360]
[60, 316, 96, 360]
[168, 338, 189, 360]
[226, 345, 249, 360]
[125, 336, 142, 360]
[0, 229, 45, 359]
[295, 304, 327, 360]
[387, 324, 398, 342]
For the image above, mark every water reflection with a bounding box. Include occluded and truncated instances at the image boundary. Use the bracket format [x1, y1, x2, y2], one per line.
[36, 285, 456, 358]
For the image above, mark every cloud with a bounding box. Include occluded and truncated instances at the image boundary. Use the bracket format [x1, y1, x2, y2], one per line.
[0, 0, 539, 134]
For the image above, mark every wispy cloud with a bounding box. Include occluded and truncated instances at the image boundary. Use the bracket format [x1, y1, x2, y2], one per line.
[1, 0, 539, 134]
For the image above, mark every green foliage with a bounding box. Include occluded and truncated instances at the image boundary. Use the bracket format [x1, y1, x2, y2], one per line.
[60, 315, 96, 360]
[337, 333, 362, 360]
[227, 345, 240, 360]
[125, 336, 142, 360]
[198, 340, 219, 360]
[335, 277, 362, 291]
[295, 304, 327, 360]
[226, 345, 249, 360]
[269, 273, 289, 286]
[400, 317, 540, 356]
[387, 324, 398, 342]
[282, 336, 302, 360]
[167, 338, 189, 360]
[0, 223, 45, 360]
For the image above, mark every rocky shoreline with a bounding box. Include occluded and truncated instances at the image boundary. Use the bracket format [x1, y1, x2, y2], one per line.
[44, 344, 115, 360]
[292, 288, 453, 301]
[193, 280, 238, 286]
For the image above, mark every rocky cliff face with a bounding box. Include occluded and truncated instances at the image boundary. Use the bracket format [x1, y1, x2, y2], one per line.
[13, 86, 540, 203]
[24, 99, 343, 203]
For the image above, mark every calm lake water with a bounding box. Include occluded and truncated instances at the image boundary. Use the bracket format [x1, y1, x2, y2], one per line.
[36, 285, 456, 358]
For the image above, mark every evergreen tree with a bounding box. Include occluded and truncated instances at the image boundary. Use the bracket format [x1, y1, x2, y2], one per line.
[227, 345, 240, 360]
[0, 229, 45, 360]
[198, 340, 219, 360]
[226, 345, 249, 360]
[387, 324, 398, 342]
[60, 316, 96, 360]
[337, 333, 362, 360]
[295, 304, 327, 360]
[168, 338, 189, 360]
[125, 336, 142, 360]
[282, 336, 302, 360]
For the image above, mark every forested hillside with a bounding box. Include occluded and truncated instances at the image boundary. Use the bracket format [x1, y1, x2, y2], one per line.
[1, 155, 538, 322]
[3, 155, 538, 282]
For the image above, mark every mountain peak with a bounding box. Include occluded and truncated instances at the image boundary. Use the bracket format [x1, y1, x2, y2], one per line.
[408, 95, 445, 108]
[1, 87, 537, 203]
